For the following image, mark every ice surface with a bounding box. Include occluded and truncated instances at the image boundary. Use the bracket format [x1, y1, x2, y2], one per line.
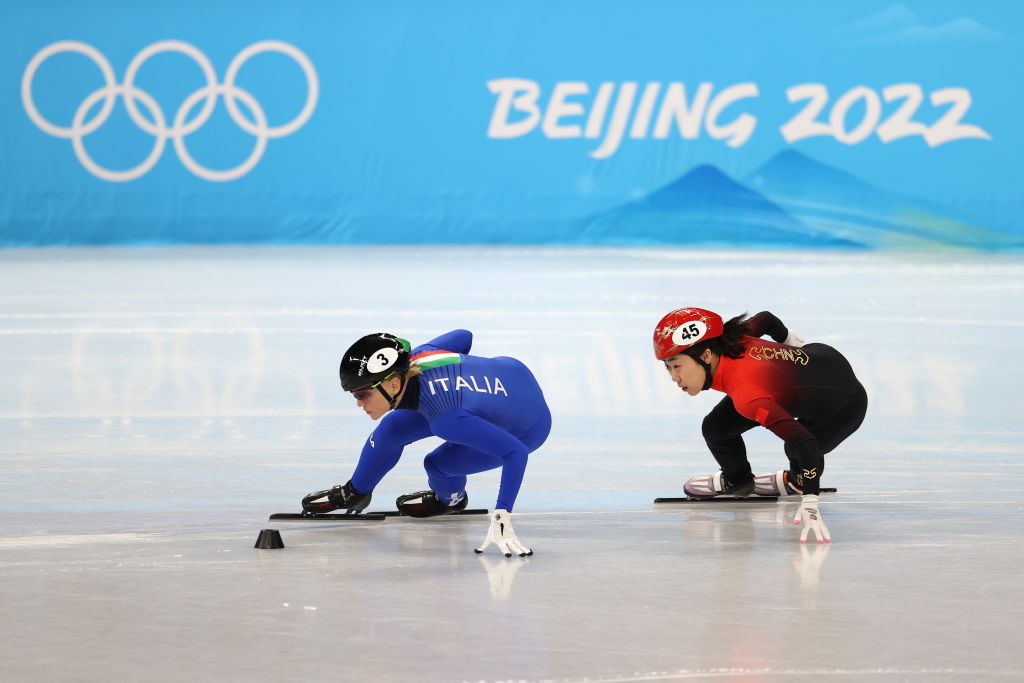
[1, 246, 1023, 681]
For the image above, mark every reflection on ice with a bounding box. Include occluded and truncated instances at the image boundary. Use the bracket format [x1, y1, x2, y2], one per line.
[477, 554, 533, 599]
[2, 247, 1023, 681]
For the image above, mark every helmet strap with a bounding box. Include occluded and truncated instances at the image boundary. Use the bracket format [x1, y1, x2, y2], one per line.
[688, 351, 714, 391]
[374, 373, 407, 410]
[696, 357, 713, 391]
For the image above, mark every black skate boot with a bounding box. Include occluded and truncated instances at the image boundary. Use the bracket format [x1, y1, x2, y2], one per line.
[395, 490, 469, 518]
[301, 480, 371, 514]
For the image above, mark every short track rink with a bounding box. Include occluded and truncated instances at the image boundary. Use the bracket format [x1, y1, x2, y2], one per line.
[2, 246, 1023, 681]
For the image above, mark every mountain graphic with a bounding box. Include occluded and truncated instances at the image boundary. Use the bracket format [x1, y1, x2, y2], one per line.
[834, 4, 1004, 46]
[571, 164, 862, 248]
[743, 150, 1018, 249]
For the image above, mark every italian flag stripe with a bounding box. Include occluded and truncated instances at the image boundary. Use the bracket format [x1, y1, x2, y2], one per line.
[412, 350, 461, 370]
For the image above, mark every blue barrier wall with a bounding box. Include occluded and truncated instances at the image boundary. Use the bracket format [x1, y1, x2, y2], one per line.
[2, 1, 1021, 248]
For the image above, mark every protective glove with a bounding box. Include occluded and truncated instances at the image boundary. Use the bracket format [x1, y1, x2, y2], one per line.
[301, 480, 372, 514]
[792, 494, 831, 543]
[784, 329, 805, 347]
[474, 509, 533, 557]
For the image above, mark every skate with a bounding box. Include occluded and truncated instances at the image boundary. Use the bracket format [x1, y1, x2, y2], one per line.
[753, 470, 802, 497]
[301, 485, 349, 514]
[395, 489, 469, 518]
[683, 472, 754, 500]
[300, 480, 371, 514]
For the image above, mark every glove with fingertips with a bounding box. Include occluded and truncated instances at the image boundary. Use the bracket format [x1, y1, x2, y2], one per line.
[793, 494, 831, 543]
[475, 509, 532, 557]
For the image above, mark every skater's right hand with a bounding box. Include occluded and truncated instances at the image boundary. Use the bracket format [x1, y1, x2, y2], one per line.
[474, 509, 532, 557]
[784, 329, 805, 347]
[793, 494, 831, 543]
[301, 480, 372, 514]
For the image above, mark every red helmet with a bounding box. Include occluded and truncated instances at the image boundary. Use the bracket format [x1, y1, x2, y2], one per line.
[653, 308, 724, 360]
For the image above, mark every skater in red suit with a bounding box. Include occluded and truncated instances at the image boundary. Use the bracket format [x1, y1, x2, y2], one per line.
[653, 307, 867, 543]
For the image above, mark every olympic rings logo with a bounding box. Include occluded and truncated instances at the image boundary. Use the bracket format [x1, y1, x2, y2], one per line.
[21, 40, 318, 182]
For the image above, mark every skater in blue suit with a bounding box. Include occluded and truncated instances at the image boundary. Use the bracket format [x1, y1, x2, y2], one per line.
[302, 329, 551, 557]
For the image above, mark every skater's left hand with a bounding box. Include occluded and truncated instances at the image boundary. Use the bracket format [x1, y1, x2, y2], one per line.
[474, 509, 532, 557]
[784, 329, 805, 347]
[793, 494, 831, 543]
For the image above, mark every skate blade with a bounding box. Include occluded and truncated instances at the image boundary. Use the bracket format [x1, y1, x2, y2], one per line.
[376, 508, 489, 519]
[655, 496, 779, 504]
[654, 487, 836, 504]
[268, 508, 489, 522]
[269, 512, 386, 522]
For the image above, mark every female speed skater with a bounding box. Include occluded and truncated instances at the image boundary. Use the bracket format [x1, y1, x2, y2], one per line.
[302, 329, 551, 557]
[653, 308, 867, 543]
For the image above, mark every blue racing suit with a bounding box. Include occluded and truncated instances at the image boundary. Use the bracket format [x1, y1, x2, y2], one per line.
[350, 330, 551, 511]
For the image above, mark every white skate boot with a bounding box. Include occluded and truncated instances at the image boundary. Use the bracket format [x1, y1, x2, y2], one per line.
[753, 470, 802, 497]
[683, 471, 754, 499]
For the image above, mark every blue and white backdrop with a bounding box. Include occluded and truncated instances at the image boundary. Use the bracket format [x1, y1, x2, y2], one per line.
[1, 1, 1021, 248]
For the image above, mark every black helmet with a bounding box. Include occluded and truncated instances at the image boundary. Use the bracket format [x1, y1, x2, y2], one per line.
[339, 332, 411, 392]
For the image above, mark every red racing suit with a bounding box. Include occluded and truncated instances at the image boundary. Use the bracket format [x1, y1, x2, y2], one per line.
[702, 312, 867, 494]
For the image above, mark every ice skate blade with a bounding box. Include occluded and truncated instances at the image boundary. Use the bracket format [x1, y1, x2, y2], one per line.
[654, 487, 836, 505]
[269, 512, 386, 522]
[378, 508, 489, 520]
[268, 508, 489, 522]
[655, 496, 779, 504]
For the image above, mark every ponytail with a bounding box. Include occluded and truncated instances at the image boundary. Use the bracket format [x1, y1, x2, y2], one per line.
[685, 313, 751, 360]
